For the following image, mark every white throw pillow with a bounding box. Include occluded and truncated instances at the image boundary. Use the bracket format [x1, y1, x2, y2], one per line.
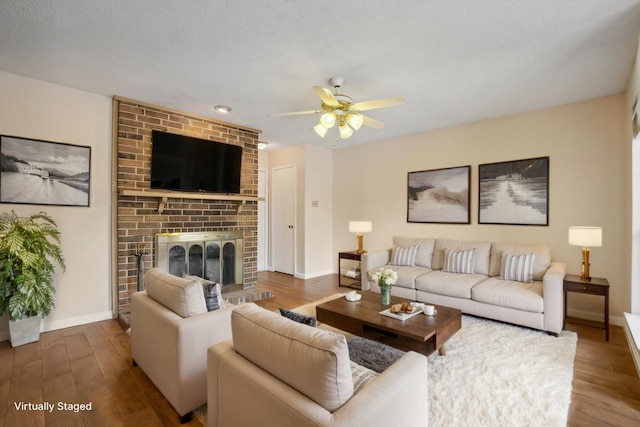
[351, 361, 379, 393]
[443, 248, 476, 274]
[390, 245, 420, 267]
[500, 252, 536, 283]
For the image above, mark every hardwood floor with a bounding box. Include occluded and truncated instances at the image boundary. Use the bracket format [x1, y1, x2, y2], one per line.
[1, 271, 639, 426]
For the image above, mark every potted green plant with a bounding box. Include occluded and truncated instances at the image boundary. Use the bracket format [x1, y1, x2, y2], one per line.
[0, 211, 65, 346]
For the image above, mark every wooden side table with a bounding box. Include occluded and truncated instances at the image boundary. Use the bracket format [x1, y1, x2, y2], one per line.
[563, 274, 610, 341]
[338, 251, 362, 289]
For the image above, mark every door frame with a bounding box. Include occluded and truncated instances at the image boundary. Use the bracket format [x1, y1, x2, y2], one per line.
[270, 164, 297, 275]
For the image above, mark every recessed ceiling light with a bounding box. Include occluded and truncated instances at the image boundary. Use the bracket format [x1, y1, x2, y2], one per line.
[214, 105, 232, 114]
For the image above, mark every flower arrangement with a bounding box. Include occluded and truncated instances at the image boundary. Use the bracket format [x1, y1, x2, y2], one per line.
[371, 268, 398, 290]
[371, 268, 397, 305]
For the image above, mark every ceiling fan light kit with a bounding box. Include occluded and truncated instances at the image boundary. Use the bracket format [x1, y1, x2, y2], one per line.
[313, 122, 329, 138]
[338, 120, 353, 139]
[346, 113, 363, 130]
[274, 77, 406, 144]
[320, 112, 336, 128]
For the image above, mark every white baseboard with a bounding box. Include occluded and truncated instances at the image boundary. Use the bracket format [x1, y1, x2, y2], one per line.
[295, 269, 334, 280]
[41, 310, 114, 333]
[0, 310, 114, 344]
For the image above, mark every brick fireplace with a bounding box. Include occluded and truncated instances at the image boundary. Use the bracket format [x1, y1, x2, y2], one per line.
[113, 97, 260, 325]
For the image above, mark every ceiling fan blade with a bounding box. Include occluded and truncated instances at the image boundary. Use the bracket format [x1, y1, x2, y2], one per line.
[271, 110, 321, 117]
[351, 96, 406, 112]
[313, 86, 341, 107]
[361, 115, 385, 129]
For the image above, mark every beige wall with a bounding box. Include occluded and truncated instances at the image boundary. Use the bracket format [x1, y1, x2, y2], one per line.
[333, 95, 630, 324]
[0, 72, 112, 340]
[304, 145, 333, 277]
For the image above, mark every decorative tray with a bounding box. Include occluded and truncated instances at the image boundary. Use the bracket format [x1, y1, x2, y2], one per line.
[379, 307, 423, 321]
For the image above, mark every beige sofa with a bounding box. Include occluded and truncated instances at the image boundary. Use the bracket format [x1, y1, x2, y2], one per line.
[207, 303, 429, 427]
[362, 237, 566, 335]
[131, 268, 235, 422]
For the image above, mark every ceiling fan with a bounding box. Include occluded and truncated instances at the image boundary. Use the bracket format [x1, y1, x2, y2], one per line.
[272, 77, 406, 142]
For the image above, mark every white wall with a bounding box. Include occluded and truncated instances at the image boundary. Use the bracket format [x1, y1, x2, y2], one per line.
[333, 95, 630, 323]
[0, 72, 112, 340]
[304, 145, 333, 277]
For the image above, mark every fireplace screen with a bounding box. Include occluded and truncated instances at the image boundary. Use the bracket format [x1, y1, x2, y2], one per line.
[156, 231, 243, 287]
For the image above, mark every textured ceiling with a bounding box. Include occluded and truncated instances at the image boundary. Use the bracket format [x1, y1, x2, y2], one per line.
[1, 1, 640, 150]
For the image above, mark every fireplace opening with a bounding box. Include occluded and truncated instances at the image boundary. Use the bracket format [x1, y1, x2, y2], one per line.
[156, 231, 244, 291]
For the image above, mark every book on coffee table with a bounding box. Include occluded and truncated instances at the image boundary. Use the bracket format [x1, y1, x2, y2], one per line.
[379, 307, 423, 321]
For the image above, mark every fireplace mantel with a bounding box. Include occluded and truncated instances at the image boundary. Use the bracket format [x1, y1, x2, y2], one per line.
[119, 188, 263, 213]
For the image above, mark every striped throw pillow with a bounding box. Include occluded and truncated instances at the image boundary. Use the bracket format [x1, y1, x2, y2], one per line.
[390, 245, 419, 267]
[443, 248, 476, 274]
[350, 361, 379, 393]
[500, 252, 535, 283]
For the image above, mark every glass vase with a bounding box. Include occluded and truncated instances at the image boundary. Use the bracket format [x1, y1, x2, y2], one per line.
[381, 286, 391, 306]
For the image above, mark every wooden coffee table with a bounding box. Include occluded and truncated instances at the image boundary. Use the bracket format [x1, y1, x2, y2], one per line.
[316, 291, 461, 356]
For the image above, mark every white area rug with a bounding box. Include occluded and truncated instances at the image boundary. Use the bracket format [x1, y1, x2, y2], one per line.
[428, 315, 577, 427]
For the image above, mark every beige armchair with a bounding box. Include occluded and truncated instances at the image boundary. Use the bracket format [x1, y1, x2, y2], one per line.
[207, 303, 429, 427]
[131, 268, 234, 423]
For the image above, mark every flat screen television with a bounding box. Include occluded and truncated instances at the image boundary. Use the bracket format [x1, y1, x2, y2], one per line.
[150, 130, 242, 194]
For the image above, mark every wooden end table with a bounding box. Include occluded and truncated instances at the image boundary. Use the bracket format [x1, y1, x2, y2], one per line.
[563, 274, 609, 341]
[316, 290, 462, 356]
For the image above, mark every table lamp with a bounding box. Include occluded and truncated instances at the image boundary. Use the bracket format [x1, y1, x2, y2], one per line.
[568, 226, 602, 281]
[349, 221, 372, 254]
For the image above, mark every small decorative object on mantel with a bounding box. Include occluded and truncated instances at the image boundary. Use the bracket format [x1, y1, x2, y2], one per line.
[0, 210, 65, 347]
[371, 268, 398, 306]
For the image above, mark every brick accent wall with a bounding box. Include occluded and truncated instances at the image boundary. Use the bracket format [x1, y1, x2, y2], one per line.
[114, 98, 259, 320]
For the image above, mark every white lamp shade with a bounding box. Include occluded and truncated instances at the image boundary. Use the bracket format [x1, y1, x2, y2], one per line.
[313, 122, 328, 138]
[568, 226, 602, 247]
[339, 122, 353, 139]
[349, 221, 372, 233]
[320, 112, 336, 128]
[346, 113, 363, 130]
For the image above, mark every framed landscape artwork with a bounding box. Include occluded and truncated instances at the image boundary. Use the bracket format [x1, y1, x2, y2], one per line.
[407, 165, 471, 224]
[0, 135, 91, 207]
[478, 156, 549, 226]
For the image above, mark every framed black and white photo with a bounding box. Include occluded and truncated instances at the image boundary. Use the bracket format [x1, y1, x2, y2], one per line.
[478, 156, 548, 226]
[0, 135, 91, 207]
[407, 165, 471, 224]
